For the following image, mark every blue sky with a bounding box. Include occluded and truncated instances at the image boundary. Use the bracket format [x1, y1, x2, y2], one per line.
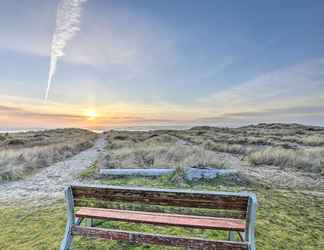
[0, 0, 323, 129]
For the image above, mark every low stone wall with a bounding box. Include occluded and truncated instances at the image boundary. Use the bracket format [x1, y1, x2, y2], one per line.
[99, 168, 237, 181]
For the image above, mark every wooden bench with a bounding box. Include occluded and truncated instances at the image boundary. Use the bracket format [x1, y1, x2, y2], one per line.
[60, 185, 257, 250]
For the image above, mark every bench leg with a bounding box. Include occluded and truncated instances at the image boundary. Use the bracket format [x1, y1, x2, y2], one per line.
[238, 232, 245, 241]
[88, 218, 95, 227]
[60, 186, 75, 250]
[60, 224, 73, 250]
[228, 231, 236, 241]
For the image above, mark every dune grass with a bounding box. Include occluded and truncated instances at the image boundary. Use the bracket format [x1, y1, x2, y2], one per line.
[2, 125, 324, 249]
[104, 140, 228, 169]
[0, 140, 95, 182]
[302, 135, 324, 146]
[104, 127, 324, 174]
[1, 175, 324, 250]
[248, 147, 324, 174]
[0, 129, 97, 182]
[79, 161, 98, 180]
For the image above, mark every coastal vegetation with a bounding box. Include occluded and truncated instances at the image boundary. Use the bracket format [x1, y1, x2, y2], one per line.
[0, 129, 97, 182]
[1, 124, 324, 249]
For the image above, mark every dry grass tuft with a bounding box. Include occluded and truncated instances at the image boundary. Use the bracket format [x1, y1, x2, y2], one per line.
[302, 135, 324, 146]
[0, 129, 97, 182]
[104, 130, 228, 169]
[248, 147, 324, 174]
[104, 124, 324, 178]
[106, 143, 228, 169]
[204, 140, 251, 155]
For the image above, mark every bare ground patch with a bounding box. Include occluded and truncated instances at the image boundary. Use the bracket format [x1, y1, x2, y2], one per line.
[0, 135, 106, 205]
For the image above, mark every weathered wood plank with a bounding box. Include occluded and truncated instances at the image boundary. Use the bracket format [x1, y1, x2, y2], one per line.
[73, 198, 247, 219]
[61, 185, 257, 249]
[76, 207, 246, 231]
[72, 226, 249, 250]
[72, 185, 249, 211]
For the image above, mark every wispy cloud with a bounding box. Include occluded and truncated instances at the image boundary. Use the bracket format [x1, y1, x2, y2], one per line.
[45, 0, 88, 101]
[190, 58, 324, 126]
[196, 105, 324, 122]
[0, 104, 187, 130]
[0, 105, 84, 120]
[0, 0, 176, 77]
[197, 58, 324, 113]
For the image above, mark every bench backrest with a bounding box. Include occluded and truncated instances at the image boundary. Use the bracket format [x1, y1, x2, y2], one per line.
[71, 185, 254, 218]
[67, 185, 256, 248]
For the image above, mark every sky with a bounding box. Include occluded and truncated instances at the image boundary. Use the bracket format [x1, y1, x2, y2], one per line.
[0, 0, 324, 130]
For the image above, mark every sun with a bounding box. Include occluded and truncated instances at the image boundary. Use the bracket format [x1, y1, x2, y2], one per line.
[85, 110, 97, 120]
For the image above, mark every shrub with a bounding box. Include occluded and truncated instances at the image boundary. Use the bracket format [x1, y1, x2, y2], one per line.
[0, 134, 8, 141]
[5, 138, 26, 146]
[248, 147, 322, 173]
[79, 161, 98, 180]
[204, 141, 250, 155]
[302, 135, 324, 146]
[105, 143, 228, 170]
[112, 135, 128, 141]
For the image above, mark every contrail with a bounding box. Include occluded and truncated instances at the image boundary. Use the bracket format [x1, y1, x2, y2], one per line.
[44, 0, 88, 102]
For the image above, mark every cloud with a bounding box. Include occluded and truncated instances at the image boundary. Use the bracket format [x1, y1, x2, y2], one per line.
[197, 58, 324, 113]
[0, 105, 84, 121]
[0, 101, 190, 130]
[0, 0, 176, 79]
[0, 1, 54, 57]
[45, 0, 88, 101]
[190, 58, 324, 126]
[0, 103, 95, 130]
[196, 105, 324, 122]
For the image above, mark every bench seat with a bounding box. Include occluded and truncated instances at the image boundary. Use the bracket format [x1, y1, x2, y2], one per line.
[76, 207, 246, 231]
[60, 185, 257, 250]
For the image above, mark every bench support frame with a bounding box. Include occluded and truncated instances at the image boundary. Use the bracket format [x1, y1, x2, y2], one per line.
[60, 187, 75, 250]
[72, 225, 249, 250]
[60, 185, 257, 250]
[245, 196, 257, 250]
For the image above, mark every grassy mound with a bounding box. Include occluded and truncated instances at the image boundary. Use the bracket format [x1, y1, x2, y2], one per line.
[1, 176, 323, 250]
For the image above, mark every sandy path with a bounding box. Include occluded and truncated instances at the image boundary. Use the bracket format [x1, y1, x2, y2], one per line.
[0, 136, 106, 205]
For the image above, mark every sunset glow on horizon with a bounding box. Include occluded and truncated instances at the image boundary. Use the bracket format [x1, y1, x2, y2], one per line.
[85, 109, 97, 121]
[0, 0, 324, 130]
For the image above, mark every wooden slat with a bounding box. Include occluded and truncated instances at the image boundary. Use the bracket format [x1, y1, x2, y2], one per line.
[72, 226, 249, 250]
[72, 185, 249, 211]
[76, 207, 246, 231]
[73, 198, 247, 219]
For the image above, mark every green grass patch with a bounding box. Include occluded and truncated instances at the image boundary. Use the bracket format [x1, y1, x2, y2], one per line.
[79, 161, 98, 180]
[1, 176, 324, 249]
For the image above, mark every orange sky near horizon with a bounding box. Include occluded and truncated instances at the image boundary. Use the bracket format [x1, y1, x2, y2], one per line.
[0, 94, 209, 130]
[1, 1, 324, 130]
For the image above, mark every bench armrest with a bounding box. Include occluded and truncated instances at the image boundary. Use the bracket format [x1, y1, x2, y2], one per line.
[245, 194, 257, 250]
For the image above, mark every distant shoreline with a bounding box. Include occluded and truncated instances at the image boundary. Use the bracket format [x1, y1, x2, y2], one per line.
[0, 125, 192, 133]
[1, 122, 323, 133]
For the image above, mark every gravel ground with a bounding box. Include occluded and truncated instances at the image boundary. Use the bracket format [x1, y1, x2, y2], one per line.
[0, 135, 106, 205]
